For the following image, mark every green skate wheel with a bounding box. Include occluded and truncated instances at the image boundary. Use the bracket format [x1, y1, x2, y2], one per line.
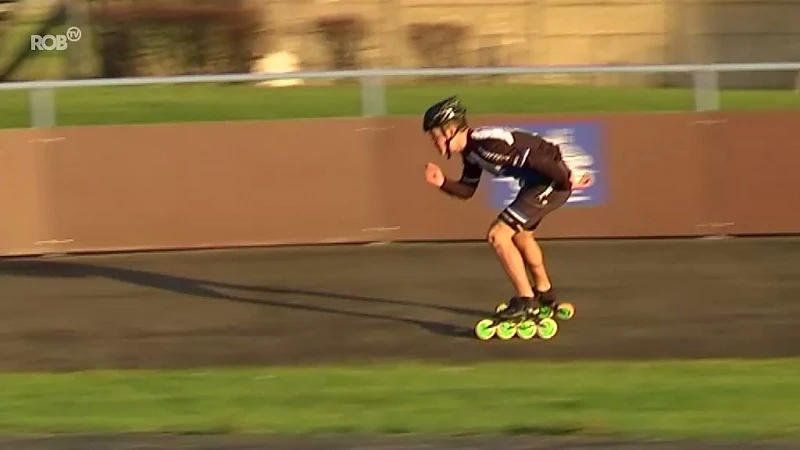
[556, 302, 575, 320]
[495, 302, 508, 313]
[537, 318, 559, 340]
[516, 320, 537, 340]
[496, 321, 517, 340]
[475, 319, 497, 341]
[537, 305, 555, 319]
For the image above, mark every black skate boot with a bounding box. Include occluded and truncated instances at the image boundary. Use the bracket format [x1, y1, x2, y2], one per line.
[494, 296, 537, 320]
[534, 287, 575, 321]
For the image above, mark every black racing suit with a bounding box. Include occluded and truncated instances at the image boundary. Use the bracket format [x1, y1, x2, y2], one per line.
[440, 126, 573, 231]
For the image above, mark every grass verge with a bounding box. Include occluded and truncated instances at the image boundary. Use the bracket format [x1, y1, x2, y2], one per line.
[1, 359, 799, 439]
[0, 82, 798, 129]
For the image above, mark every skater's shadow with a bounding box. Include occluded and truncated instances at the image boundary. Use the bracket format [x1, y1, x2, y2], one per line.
[0, 259, 476, 339]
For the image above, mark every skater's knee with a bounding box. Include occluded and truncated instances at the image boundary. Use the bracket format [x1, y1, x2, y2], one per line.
[486, 221, 515, 250]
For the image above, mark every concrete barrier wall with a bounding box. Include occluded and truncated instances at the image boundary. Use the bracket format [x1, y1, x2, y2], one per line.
[1, 111, 799, 256]
[260, 0, 800, 88]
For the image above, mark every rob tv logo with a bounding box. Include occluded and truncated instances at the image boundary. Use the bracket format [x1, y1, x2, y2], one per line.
[30, 26, 82, 51]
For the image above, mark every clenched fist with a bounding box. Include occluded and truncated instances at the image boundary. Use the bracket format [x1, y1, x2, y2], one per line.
[569, 170, 593, 190]
[424, 162, 445, 187]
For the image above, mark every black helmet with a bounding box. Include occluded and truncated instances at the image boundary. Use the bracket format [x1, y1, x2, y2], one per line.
[422, 96, 467, 132]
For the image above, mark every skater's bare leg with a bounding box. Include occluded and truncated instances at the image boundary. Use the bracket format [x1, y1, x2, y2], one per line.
[487, 220, 535, 298]
[513, 230, 552, 293]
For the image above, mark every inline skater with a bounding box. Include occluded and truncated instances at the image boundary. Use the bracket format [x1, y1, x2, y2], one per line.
[422, 96, 576, 320]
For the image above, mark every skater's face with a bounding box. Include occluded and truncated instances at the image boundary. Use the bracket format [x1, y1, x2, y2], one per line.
[427, 123, 467, 158]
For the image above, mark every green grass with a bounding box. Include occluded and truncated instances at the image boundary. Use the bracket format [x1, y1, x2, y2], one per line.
[2, 359, 800, 439]
[2, 13, 798, 128]
[1, 82, 798, 129]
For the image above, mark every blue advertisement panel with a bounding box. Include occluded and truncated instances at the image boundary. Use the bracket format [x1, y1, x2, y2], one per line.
[487, 122, 606, 209]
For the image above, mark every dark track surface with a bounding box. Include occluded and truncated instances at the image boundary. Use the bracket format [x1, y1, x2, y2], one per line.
[1, 237, 799, 371]
[1, 237, 799, 449]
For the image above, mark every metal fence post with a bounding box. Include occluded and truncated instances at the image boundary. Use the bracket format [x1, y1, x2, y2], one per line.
[360, 75, 387, 117]
[693, 69, 720, 112]
[30, 88, 56, 128]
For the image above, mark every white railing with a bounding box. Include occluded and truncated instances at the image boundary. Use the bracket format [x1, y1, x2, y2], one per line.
[1, 62, 799, 127]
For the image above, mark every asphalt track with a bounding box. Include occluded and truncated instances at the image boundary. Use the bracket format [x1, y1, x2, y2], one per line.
[1, 237, 799, 449]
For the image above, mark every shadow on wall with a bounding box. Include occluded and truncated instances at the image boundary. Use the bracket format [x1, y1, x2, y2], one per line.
[0, 259, 478, 339]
